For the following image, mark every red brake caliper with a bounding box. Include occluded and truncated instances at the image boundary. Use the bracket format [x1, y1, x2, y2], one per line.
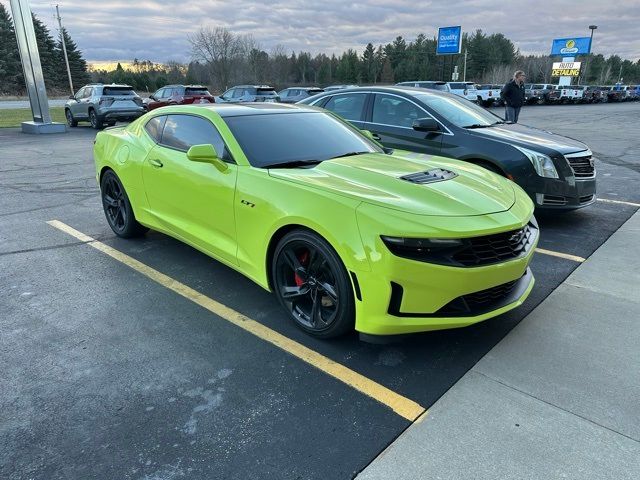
[294, 250, 309, 287]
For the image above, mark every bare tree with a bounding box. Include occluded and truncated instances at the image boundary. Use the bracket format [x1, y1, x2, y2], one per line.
[188, 27, 245, 91]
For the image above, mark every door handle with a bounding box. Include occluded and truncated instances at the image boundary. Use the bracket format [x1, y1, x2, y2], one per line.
[149, 158, 163, 168]
[371, 133, 381, 141]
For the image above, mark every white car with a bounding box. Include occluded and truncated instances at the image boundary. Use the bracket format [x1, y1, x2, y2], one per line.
[446, 82, 478, 102]
[476, 84, 502, 106]
[559, 85, 586, 103]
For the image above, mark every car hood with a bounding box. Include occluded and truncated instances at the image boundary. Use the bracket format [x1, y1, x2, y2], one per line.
[469, 123, 588, 155]
[268, 152, 516, 217]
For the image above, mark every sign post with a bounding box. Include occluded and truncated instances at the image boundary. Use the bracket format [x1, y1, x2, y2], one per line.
[550, 37, 591, 87]
[436, 26, 462, 82]
[9, 0, 66, 133]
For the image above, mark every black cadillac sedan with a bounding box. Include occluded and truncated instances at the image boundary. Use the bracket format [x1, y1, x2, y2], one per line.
[299, 86, 596, 210]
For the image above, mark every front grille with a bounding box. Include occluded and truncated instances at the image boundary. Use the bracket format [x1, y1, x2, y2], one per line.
[542, 194, 567, 206]
[464, 279, 518, 307]
[566, 153, 595, 178]
[452, 224, 536, 267]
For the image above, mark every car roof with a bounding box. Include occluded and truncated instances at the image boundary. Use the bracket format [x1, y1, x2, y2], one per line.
[232, 85, 275, 88]
[317, 85, 457, 100]
[155, 103, 321, 118]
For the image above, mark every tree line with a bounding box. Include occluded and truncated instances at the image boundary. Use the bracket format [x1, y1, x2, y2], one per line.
[1, 3, 639, 97]
[0, 3, 90, 95]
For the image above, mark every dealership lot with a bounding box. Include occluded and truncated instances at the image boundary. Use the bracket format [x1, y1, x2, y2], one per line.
[1, 102, 639, 479]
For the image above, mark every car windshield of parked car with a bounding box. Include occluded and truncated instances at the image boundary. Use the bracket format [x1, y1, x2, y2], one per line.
[223, 112, 381, 168]
[103, 87, 136, 96]
[415, 93, 502, 127]
[185, 88, 210, 95]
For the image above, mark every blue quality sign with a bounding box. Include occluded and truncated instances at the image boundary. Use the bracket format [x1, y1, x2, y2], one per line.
[437, 26, 462, 55]
[551, 37, 592, 56]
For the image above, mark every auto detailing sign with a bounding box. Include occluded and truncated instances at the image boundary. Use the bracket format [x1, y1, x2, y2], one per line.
[552, 61, 582, 77]
[437, 26, 462, 55]
[551, 37, 592, 56]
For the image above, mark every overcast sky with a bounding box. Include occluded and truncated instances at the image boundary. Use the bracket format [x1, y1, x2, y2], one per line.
[16, 0, 640, 63]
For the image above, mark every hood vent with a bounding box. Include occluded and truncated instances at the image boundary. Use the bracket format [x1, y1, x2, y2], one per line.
[400, 168, 457, 185]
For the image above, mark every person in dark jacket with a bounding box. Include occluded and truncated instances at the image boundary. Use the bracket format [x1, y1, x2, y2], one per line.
[501, 70, 526, 123]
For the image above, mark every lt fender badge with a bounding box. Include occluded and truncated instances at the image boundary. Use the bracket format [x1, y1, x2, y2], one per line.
[241, 199, 255, 208]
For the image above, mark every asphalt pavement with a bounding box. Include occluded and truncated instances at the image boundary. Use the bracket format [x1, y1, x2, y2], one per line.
[1, 101, 639, 479]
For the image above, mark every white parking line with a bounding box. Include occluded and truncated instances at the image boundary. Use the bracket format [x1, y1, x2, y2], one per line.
[535, 248, 586, 263]
[597, 198, 640, 208]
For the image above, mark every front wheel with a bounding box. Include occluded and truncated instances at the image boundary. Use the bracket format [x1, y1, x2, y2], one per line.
[65, 109, 77, 127]
[272, 230, 355, 338]
[100, 170, 148, 238]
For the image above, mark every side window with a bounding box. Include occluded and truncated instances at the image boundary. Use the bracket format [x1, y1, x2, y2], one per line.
[372, 94, 426, 128]
[83, 87, 92, 99]
[154, 89, 164, 99]
[160, 88, 172, 99]
[74, 87, 85, 98]
[144, 115, 167, 143]
[279, 90, 289, 98]
[160, 114, 232, 162]
[322, 93, 366, 121]
[232, 89, 244, 99]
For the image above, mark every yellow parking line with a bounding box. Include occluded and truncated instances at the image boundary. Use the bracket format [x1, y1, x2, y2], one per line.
[47, 220, 425, 422]
[535, 247, 585, 263]
[597, 198, 640, 208]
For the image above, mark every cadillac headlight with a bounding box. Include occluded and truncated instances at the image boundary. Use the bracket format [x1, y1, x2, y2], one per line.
[514, 146, 559, 178]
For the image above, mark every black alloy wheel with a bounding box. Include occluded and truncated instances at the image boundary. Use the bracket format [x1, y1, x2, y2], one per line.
[89, 109, 103, 129]
[100, 170, 148, 238]
[65, 109, 77, 127]
[273, 230, 354, 338]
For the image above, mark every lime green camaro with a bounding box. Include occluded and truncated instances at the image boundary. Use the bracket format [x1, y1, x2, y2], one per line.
[94, 104, 538, 339]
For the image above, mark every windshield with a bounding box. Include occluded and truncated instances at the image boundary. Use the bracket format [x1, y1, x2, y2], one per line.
[185, 88, 211, 95]
[415, 93, 502, 127]
[223, 112, 381, 168]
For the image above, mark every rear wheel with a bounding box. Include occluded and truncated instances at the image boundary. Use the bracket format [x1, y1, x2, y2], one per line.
[100, 170, 148, 238]
[65, 109, 77, 127]
[89, 109, 103, 130]
[272, 230, 354, 338]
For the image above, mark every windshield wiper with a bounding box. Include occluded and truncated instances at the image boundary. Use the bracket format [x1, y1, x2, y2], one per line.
[266, 160, 322, 169]
[463, 123, 492, 129]
[329, 151, 370, 160]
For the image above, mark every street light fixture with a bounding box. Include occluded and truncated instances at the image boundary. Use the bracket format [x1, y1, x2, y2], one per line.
[583, 25, 598, 84]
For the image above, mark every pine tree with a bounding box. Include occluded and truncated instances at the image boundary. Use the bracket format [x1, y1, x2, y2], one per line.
[31, 13, 62, 91]
[0, 3, 23, 94]
[56, 27, 90, 92]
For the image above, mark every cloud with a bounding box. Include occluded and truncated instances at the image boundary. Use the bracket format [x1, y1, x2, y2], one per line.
[17, 0, 640, 62]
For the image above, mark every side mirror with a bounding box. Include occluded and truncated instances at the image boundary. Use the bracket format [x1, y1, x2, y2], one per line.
[361, 129, 376, 141]
[69, 95, 75, 100]
[149, 95, 156, 101]
[186, 144, 228, 172]
[412, 118, 440, 132]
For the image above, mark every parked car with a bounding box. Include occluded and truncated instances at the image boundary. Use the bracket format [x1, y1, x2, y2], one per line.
[278, 87, 324, 103]
[324, 84, 359, 91]
[300, 86, 596, 210]
[476, 84, 502, 107]
[558, 85, 585, 104]
[582, 86, 605, 103]
[627, 85, 640, 100]
[94, 103, 537, 338]
[65, 83, 144, 129]
[447, 82, 479, 102]
[525, 84, 556, 105]
[144, 85, 215, 111]
[215, 85, 279, 103]
[604, 86, 626, 102]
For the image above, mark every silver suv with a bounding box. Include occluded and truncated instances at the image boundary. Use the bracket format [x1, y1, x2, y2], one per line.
[65, 83, 145, 129]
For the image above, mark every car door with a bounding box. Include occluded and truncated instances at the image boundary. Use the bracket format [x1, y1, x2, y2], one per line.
[362, 93, 443, 154]
[78, 87, 93, 118]
[70, 87, 85, 117]
[141, 113, 238, 264]
[315, 92, 369, 130]
[147, 88, 165, 110]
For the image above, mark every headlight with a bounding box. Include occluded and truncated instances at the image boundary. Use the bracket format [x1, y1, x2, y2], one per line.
[380, 236, 464, 264]
[514, 146, 559, 178]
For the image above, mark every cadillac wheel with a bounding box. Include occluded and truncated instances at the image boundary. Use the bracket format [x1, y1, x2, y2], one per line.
[273, 230, 355, 338]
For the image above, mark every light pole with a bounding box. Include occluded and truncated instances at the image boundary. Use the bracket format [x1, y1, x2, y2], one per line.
[583, 25, 597, 84]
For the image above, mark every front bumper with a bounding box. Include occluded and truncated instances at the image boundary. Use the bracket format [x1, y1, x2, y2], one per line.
[352, 205, 538, 336]
[532, 177, 596, 210]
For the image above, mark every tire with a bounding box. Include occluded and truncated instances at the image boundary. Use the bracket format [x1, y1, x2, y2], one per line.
[65, 109, 77, 127]
[272, 229, 355, 338]
[89, 109, 104, 130]
[100, 170, 148, 238]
